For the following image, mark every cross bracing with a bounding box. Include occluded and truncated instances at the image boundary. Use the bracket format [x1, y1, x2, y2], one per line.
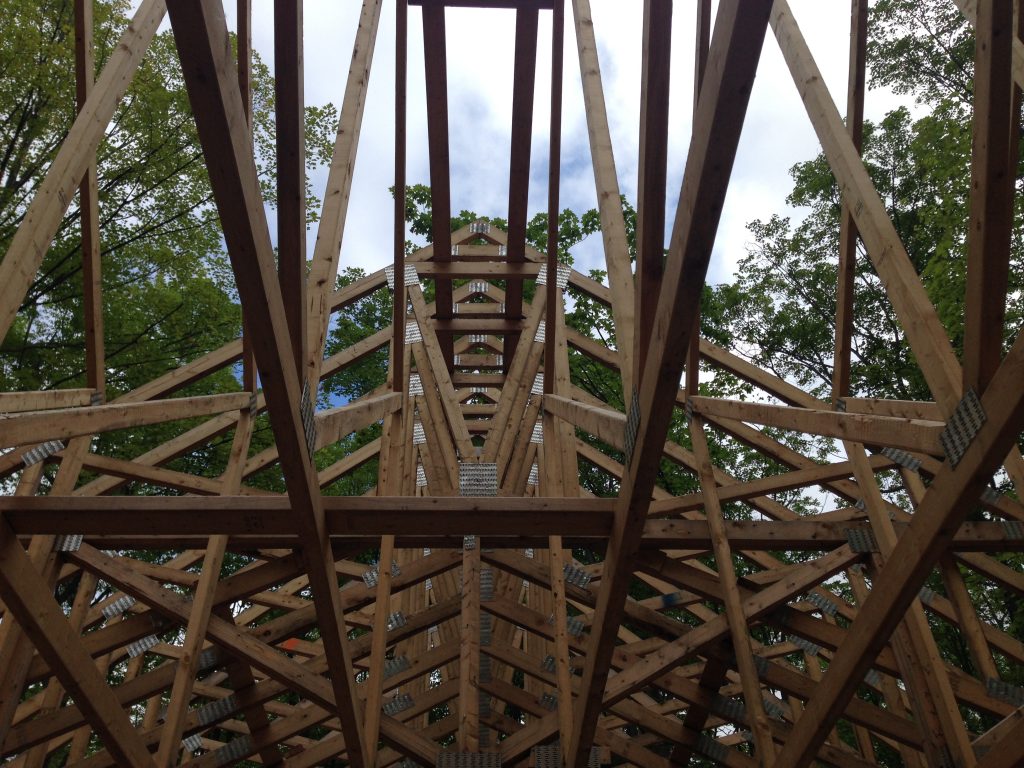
[0, 1, 1022, 767]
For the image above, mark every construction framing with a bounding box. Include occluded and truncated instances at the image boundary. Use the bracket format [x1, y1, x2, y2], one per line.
[0, 0, 1022, 766]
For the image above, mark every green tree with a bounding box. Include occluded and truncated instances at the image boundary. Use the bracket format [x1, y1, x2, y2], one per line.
[0, 1, 338, 483]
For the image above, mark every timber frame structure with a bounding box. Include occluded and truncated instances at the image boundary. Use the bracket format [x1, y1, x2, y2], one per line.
[0, 0, 1022, 766]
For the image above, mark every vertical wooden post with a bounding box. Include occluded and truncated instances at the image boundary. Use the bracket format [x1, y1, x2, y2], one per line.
[238, 0, 257, 393]
[831, 0, 867, 404]
[544, 0, 564, 393]
[394, 0, 408, 392]
[76, 0, 104, 399]
[506, 6, 540, 372]
[635, 0, 672, 387]
[689, 416, 777, 766]
[275, 0, 308, 378]
[458, 539, 481, 750]
[684, 0, 709, 400]
[963, 0, 1014, 394]
[422, 2, 455, 368]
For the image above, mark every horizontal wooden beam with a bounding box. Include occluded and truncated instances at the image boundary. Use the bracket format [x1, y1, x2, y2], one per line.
[687, 396, 946, 455]
[1, 496, 616, 537]
[0, 393, 253, 448]
[415, 262, 540, 278]
[0, 390, 95, 413]
[410, 0, 553, 7]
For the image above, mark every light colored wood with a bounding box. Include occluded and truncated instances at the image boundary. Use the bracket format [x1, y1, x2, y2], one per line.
[0, 390, 94, 413]
[570, 0, 635, 404]
[306, 0, 384, 383]
[0, 0, 166, 343]
[772, 319, 1024, 767]
[0, 393, 252, 449]
[0, 522, 156, 768]
[166, 4, 367, 763]
[690, 415, 776, 766]
[543, 393, 625, 450]
[570, 6, 774, 760]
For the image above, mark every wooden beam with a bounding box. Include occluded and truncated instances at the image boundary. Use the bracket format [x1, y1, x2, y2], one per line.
[567, 4, 772, 764]
[690, 415, 777, 763]
[635, 0, 672, 383]
[687, 396, 946, 456]
[0, 393, 252, 448]
[543, 0, 564, 397]
[0, 520, 155, 767]
[0, 390, 94, 413]
[393, 0, 409, 391]
[543, 393, 625, 450]
[316, 392, 401, 444]
[771, 0, 964, 410]
[830, 0, 867, 403]
[0, 0, 165, 343]
[772, 324, 1024, 766]
[167, 4, 367, 763]
[75, 0, 104, 397]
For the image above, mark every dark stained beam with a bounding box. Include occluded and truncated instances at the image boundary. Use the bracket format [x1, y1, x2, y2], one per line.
[830, 0, 867, 403]
[167, 3, 367, 763]
[634, 0, 672, 382]
[566, 3, 773, 764]
[543, 0, 564, 391]
[275, 0, 308, 377]
[963, 0, 1014, 394]
[422, 1, 455, 366]
[393, 0, 408, 389]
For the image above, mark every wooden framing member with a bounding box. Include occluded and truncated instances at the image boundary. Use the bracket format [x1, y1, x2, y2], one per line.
[963, 0, 1015, 394]
[1, 0, 1022, 760]
[166, 4, 367, 764]
[543, 0, 564, 392]
[75, 0, 104, 397]
[830, 0, 867, 403]
[306, 0, 384, 384]
[393, 0, 409, 390]
[567, 4, 773, 763]
[0, 393, 253, 449]
[421, 0, 456, 367]
[686, 396, 946, 456]
[0, 520, 155, 767]
[0, 0, 166, 343]
[689, 414, 777, 764]
[504, 3, 539, 368]
[634, 0, 672, 384]
[275, 0, 308, 377]
[570, 0, 635, 403]
[773, 322, 1024, 765]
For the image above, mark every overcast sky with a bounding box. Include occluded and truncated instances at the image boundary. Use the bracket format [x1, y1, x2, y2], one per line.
[183, 1, 908, 287]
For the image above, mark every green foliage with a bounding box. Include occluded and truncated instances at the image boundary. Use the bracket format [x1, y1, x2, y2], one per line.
[0, 1, 338, 492]
[0, 2, 337, 404]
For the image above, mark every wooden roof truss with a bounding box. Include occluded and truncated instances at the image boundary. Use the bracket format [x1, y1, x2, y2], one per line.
[0, 0, 1022, 766]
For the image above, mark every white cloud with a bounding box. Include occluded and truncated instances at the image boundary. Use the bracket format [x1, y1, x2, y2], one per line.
[144, 0, 914, 287]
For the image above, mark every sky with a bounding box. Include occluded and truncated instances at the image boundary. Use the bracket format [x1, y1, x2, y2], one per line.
[158, 1, 909, 288]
